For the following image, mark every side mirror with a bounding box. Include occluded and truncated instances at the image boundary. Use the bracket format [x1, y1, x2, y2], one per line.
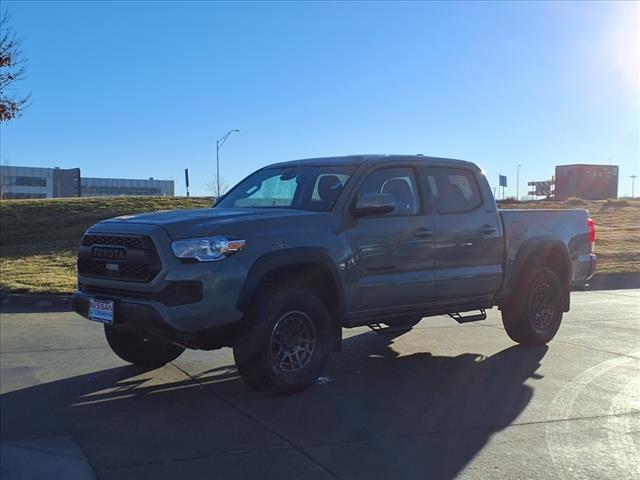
[352, 193, 396, 217]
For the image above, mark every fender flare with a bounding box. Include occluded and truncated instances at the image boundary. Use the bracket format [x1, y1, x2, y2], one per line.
[235, 247, 346, 314]
[504, 236, 572, 310]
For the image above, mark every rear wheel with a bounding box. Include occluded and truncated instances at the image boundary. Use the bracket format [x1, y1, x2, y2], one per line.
[104, 325, 184, 367]
[233, 287, 332, 395]
[501, 267, 563, 345]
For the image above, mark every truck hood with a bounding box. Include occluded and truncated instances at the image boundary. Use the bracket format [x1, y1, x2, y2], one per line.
[102, 207, 326, 239]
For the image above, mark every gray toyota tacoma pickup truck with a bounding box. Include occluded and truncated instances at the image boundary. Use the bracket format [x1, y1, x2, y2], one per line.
[72, 155, 597, 394]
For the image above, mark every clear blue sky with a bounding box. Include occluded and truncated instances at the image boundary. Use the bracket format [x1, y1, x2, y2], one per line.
[2, 1, 638, 197]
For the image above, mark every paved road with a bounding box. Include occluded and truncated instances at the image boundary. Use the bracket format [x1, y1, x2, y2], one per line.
[1, 289, 639, 480]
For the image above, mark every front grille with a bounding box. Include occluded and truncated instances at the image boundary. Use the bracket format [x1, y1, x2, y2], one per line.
[78, 234, 161, 282]
[78, 259, 154, 281]
[82, 234, 143, 249]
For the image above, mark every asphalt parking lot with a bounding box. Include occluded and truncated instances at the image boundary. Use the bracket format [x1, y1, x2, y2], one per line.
[1, 288, 638, 480]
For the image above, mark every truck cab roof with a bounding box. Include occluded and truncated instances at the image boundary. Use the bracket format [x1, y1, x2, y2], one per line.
[269, 154, 478, 170]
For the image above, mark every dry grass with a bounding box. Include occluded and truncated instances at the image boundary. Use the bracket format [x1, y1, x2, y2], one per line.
[0, 196, 638, 294]
[0, 196, 212, 294]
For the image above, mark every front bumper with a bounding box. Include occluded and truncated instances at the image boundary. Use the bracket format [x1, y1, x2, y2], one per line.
[72, 290, 244, 349]
[72, 290, 179, 338]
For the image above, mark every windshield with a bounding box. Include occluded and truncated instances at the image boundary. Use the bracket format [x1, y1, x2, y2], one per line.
[216, 164, 357, 211]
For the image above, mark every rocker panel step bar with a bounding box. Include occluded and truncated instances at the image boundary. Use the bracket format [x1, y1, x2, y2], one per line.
[449, 309, 487, 324]
[368, 323, 414, 334]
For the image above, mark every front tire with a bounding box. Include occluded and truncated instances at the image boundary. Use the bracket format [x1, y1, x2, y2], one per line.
[104, 325, 184, 367]
[233, 288, 332, 395]
[501, 267, 564, 345]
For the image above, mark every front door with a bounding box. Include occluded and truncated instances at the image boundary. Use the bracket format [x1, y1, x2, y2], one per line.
[345, 166, 437, 313]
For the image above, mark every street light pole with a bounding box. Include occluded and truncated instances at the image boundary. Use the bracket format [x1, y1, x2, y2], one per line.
[516, 164, 522, 200]
[215, 129, 239, 198]
[631, 175, 637, 198]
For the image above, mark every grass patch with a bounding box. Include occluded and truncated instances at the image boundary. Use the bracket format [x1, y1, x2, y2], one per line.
[497, 197, 523, 205]
[603, 198, 630, 208]
[1, 196, 638, 294]
[565, 197, 585, 206]
[0, 196, 212, 294]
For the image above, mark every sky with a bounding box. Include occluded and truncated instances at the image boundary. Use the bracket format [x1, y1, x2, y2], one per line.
[1, 1, 639, 197]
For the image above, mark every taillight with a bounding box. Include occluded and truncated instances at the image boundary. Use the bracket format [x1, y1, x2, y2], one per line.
[588, 217, 596, 252]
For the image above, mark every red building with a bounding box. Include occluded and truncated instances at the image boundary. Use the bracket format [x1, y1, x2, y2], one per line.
[554, 164, 618, 201]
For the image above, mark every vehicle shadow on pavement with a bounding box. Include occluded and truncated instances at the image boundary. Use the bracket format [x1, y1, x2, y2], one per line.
[0, 332, 547, 479]
[205, 333, 549, 479]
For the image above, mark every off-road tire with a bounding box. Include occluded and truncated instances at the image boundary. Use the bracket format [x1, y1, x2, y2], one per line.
[233, 287, 332, 395]
[104, 325, 184, 367]
[501, 267, 564, 345]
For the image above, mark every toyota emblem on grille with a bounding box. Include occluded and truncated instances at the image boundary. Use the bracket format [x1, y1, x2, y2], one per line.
[92, 246, 127, 260]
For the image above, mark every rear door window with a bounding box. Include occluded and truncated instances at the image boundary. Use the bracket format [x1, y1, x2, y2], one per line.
[428, 168, 482, 214]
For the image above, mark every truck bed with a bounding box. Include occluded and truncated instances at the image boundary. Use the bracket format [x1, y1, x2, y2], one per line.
[499, 208, 595, 288]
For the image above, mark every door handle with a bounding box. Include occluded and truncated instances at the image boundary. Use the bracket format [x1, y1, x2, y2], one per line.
[413, 227, 434, 238]
[478, 225, 497, 235]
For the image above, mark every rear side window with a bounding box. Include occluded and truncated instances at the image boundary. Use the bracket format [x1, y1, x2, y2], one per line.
[429, 168, 482, 214]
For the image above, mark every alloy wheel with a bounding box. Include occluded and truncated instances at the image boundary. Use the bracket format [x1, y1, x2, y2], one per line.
[270, 310, 316, 372]
[529, 282, 555, 331]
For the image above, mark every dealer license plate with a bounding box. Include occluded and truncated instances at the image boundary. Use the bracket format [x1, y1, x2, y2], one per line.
[88, 298, 114, 324]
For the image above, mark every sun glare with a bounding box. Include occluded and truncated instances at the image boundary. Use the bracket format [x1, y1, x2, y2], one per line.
[606, 3, 640, 93]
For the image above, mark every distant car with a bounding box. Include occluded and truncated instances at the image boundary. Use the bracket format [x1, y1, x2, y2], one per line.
[72, 155, 597, 394]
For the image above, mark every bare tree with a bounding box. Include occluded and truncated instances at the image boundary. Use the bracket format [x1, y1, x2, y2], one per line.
[0, 156, 9, 199]
[0, 10, 29, 122]
[207, 176, 230, 200]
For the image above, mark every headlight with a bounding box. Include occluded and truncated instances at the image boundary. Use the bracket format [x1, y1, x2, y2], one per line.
[171, 237, 246, 262]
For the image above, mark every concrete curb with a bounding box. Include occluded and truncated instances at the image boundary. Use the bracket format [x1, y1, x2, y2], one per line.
[585, 272, 640, 291]
[1, 293, 72, 313]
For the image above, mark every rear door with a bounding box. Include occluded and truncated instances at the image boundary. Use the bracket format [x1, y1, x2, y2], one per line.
[345, 165, 437, 312]
[425, 166, 503, 300]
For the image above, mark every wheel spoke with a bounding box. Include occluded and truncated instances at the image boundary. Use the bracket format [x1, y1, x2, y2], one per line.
[270, 310, 317, 372]
[529, 282, 555, 331]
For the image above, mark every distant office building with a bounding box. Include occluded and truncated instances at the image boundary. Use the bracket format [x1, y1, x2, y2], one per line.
[81, 177, 174, 197]
[554, 164, 618, 201]
[0, 166, 80, 199]
[0, 166, 174, 199]
[53, 167, 82, 198]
